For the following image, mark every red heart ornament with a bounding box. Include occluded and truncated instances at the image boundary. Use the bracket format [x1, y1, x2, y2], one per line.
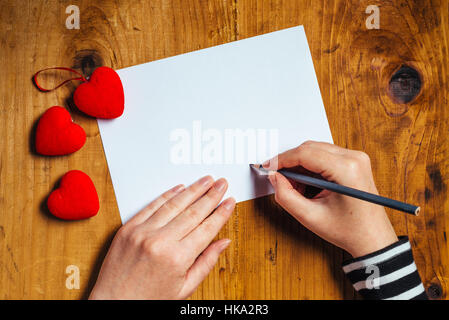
[47, 170, 100, 220]
[35, 106, 86, 156]
[73, 66, 124, 119]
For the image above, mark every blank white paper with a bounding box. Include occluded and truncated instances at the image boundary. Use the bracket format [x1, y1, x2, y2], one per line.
[98, 26, 333, 223]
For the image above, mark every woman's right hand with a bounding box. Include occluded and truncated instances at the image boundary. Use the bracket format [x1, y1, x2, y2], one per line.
[264, 141, 398, 258]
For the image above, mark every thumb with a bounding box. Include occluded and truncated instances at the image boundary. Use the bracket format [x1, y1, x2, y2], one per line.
[268, 172, 315, 222]
[179, 239, 230, 299]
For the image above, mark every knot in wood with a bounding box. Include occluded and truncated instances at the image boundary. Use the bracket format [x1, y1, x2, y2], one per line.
[388, 65, 421, 104]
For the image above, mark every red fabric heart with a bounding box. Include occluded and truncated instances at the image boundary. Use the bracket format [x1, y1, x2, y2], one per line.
[47, 170, 100, 220]
[73, 66, 124, 119]
[35, 106, 86, 156]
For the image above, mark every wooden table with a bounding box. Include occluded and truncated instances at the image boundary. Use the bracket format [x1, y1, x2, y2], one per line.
[1, 0, 448, 300]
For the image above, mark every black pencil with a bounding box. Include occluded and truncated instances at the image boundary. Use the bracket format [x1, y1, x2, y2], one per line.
[250, 164, 420, 216]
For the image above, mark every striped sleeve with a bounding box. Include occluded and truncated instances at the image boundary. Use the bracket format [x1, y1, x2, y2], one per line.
[342, 236, 428, 300]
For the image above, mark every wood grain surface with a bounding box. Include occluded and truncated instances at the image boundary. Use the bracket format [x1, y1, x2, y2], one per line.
[0, 0, 448, 299]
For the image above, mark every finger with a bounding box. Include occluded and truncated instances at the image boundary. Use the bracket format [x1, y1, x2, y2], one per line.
[126, 184, 185, 226]
[165, 179, 229, 239]
[268, 172, 317, 222]
[264, 143, 345, 181]
[297, 142, 371, 170]
[145, 175, 214, 229]
[179, 239, 231, 299]
[181, 197, 235, 256]
[302, 141, 350, 155]
[263, 141, 342, 169]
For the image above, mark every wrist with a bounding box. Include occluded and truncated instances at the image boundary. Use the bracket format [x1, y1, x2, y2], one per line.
[349, 233, 399, 258]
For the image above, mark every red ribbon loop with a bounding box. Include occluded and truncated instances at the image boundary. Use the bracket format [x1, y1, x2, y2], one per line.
[33, 67, 87, 92]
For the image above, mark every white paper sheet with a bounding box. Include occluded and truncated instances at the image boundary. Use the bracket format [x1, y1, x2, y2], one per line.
[98, 26, 333, 223]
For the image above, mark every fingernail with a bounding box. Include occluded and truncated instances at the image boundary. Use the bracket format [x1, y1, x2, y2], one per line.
[219, 239, 231, 250]
[199, 175, 213, 187]
[213, 178, 227, 192]
[262, 160, 270, 168]
[173, 184, 185, 193]
[223, 197, 236, 211]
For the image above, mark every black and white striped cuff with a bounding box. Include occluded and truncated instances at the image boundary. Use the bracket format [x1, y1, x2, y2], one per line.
[342, 236, 428, 300]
